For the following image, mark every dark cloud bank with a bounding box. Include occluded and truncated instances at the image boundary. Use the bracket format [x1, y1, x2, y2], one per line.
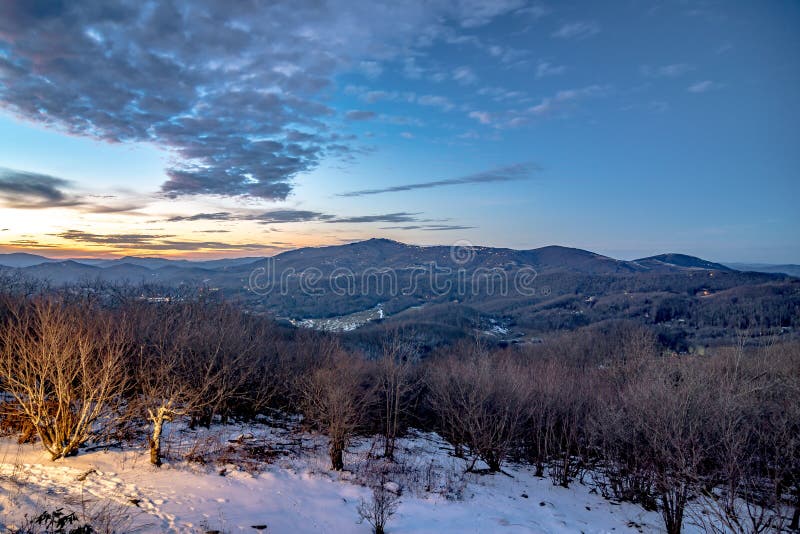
[0, 1, 529, 201]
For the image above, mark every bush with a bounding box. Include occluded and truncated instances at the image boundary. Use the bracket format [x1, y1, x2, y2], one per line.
[0, 297, 127, 460]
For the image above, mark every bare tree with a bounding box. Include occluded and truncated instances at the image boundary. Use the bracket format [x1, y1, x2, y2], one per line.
[300, 344, 371, 470]
[543, 363, 593, 488]
[178, 301, 260, 427]
[628, 359, 713, 534]
[0, 297, 127, 460]
[375, 331, 421, 460]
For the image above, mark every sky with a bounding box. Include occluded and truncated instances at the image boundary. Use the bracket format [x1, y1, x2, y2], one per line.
[0, 0, 798, 263]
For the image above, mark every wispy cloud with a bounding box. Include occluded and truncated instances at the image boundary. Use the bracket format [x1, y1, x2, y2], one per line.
[52, 229, 282, 252]
[468, 111, 492, 124]
[417, 95, 455, 111]
[380, 224, 476, 231]
[457, 0, 528, 28]
[337, 163, 538, 197]
[167, 212, 233, 222]
[330, 213, 421, 224]
[552, 21, 600, 40]
[688, 80, 721, 93]
[536, 61, 566, 78]
[345, 110, 377, 121]
[477, 86, 528, 103]
[168, 210, 333, 224]
[528, 85, 609, 117]
[253, 210, 336, 224]
[452, 66, 478, 85]
[357, 61, 383, 79]
[641, 63, 693, 78]
[166, 209, 454, 226]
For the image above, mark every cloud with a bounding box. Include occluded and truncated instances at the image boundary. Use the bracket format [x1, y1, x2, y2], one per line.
[357, 61, 383, 79]
[380, 224, 476, 231]
[477, 86, 527, 103]
[82, 203, 147, 215]
[551, 21, 600, 40]
[528, 85, 608, 117]
[0, 1, 524, 201]
[338, 162, 537, 197]
[641, 63, 693, 78]
[468, 111, 492, 124]
[167, 212, 233, 222]
[649, 100, 670, 113]
[331, 212, 421, 224]
[252, 210, 335, 224]
[452, 66, 477, 85]
[54, 230, 173, 245]
[165, 209, 446, 226]
[516, 3, 550, 19]
[402, 57, 425, 79]
[485, 43, 529, 66]
[0, 168, 148, 213]
[455, 0, 527, 28]
[167, 209, 333, 224]
[0, 168, 81, 209]
[688, 80, 720, 93]
[536, 61, 566, 78]
[53, 229, 278, 252]
[345, 85, 417, 104]
[345, 110, 378, 121]
[417, 95, 455, 111]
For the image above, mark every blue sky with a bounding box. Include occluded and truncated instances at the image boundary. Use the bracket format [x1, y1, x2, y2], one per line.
[0, 0, 797, 262]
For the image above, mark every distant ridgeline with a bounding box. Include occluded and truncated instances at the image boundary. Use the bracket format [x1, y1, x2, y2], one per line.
[1, 239, 798, 351]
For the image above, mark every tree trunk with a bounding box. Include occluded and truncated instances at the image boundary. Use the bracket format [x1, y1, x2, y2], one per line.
[660, 486, 687, 534]
[384, 435, 395, 460]
[485, 451, 501, 473]
[330, 438, 344, 471]
[150, 415, 164, 467]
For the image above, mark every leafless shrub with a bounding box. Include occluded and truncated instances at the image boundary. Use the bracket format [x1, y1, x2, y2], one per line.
[0, 297, 127, 460]
[692, 341, 799, 533]
[426, 340, 530, 473]
[545, 367, 594, 488]
[357, 468, 400, 534]
[374, 331, 421, 460]
[300, 343, 372, 470]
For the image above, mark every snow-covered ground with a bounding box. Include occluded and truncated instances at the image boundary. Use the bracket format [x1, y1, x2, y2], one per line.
[0, 422, 692, 533]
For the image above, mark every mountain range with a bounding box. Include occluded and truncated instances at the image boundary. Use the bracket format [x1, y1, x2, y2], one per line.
[2, 239, 798, 351]
[0, 239, 778, 277]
